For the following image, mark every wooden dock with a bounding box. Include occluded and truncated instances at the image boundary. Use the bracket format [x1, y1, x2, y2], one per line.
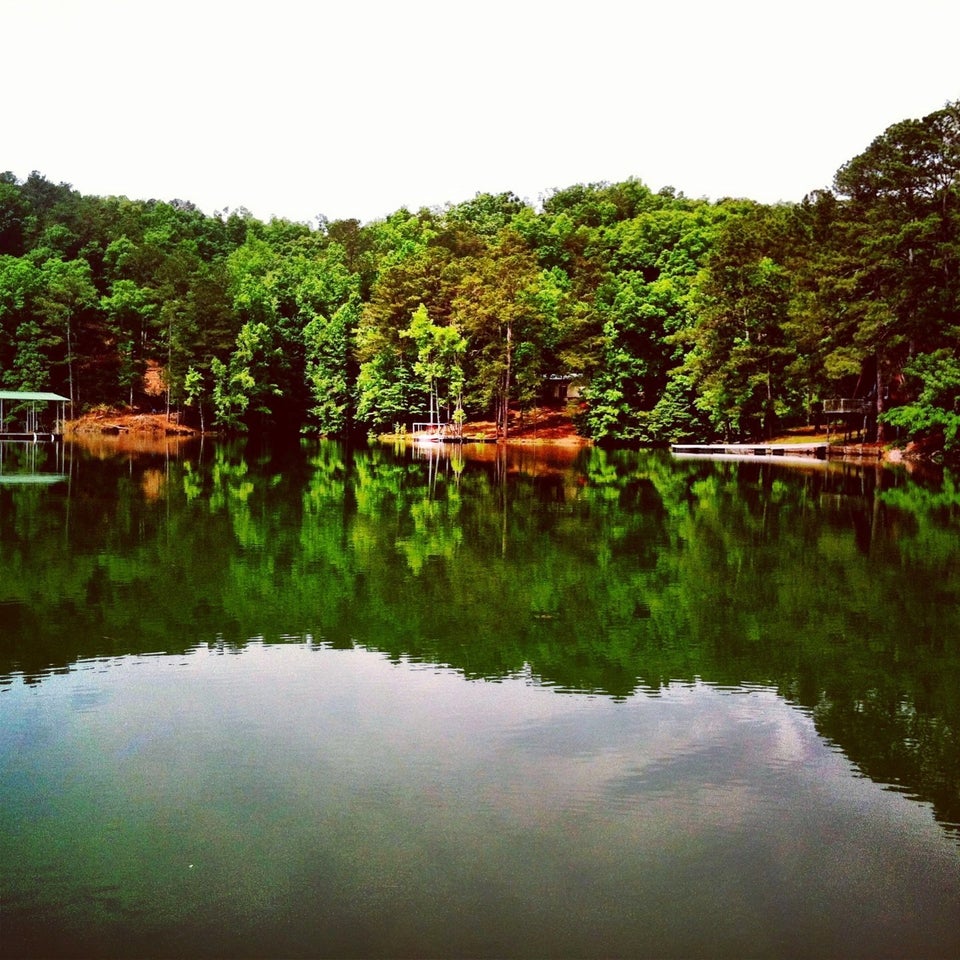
[672, 442, 828, 460]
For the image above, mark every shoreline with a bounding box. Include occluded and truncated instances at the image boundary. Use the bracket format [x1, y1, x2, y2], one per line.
[60, 410, 941, 465]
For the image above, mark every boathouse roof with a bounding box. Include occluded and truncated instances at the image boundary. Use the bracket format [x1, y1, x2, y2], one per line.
[0, 390, 70, 402]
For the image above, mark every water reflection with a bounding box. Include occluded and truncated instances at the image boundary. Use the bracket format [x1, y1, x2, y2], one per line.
[1, 439, 959, 840]
[0, 438, 69, 484]
[3, 642, 959, 959]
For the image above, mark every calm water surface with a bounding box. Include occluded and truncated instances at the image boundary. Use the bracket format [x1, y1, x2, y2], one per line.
[2, 439, 959, 958]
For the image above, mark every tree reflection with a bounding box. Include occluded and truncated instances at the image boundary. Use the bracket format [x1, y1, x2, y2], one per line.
[0, 440, 958, 837]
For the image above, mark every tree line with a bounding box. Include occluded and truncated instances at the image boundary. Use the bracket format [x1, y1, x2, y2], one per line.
[1, 100, 958, 453]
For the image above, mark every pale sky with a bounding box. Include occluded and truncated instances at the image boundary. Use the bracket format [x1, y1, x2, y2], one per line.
[4, 0, 958, 227]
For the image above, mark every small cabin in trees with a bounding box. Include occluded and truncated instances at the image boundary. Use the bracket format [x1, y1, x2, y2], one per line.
[542, 374, 583, 403]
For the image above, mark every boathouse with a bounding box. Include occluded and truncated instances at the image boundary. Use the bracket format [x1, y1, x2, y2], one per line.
[0, 390, 70, 441]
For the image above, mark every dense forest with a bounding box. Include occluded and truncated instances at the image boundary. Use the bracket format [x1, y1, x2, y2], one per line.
[1, 101, 958, 452]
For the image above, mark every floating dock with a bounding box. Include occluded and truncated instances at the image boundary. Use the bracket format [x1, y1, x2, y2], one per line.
[0, 432, 60, 443]
[672, 442, 828, 460]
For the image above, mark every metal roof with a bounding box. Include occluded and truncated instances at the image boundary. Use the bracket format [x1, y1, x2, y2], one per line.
[0, 390, 70, 402]
[0, 474, 68, 485]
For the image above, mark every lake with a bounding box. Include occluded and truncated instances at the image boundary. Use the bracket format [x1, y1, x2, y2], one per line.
[2, 438, 959, 958]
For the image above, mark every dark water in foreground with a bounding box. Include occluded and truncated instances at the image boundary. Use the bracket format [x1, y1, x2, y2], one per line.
[2, 439, 959, 958]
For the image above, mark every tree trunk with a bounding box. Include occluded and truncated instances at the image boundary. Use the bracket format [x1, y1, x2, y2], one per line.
[765, 369, 774, 440]
[501, 321, 512, 441]
[875, 354, 886, 444]
[66, 316, 75, 419]
[166, 327, 172, 421]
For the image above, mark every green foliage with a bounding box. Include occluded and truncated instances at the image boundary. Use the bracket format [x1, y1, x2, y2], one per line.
[881, 350, 960, 455]
[686, 205, 804, 439]
[183, 365, 207, 432]
[582, 202, 727, 442]
[101, 279, 155, 404]
[445, 191, 526, 237]
[304, 302, 358, 435]
[828, 102, 960, 439]
[0, 179, 29, 256]
[355, 347, 421, 429]
[211, 322, 281, 430]
[400, 303, 467, 422]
